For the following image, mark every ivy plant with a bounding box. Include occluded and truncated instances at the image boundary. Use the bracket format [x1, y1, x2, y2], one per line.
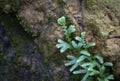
[56, 16, 114, 81]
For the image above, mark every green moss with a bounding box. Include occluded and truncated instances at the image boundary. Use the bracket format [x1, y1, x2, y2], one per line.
[105, 0, 120, 15]
[84, 0, 98, 11]
[84, 0, 119, 40]
[38, 34, 56, 57]
[17, 15, 37, 37]
[0, 0, 20, 13]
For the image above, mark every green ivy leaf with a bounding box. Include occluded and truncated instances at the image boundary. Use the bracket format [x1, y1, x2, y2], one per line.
[56, 39, 70, 53]
[80, 50, 91, 56]
[57, 16, 66, 26]
[73, 69, 86, 74]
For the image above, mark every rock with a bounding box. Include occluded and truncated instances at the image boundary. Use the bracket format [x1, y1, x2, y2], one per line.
[84, 0, 120, 79]
[0, 0, 81, 81]
[0, 0, 120, 80]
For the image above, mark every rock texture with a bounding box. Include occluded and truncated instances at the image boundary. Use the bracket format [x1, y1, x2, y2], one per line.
[0, 0, 120, 80]
[0, 0, 80, 81]
[83, 0, 120, 78]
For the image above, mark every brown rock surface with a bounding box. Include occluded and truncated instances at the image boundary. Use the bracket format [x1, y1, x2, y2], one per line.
[0, 0, 120, 80]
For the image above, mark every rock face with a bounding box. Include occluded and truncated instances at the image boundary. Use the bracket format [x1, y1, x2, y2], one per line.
[83, 0, 120, 78]
[0, 0, 120, 80]
[0, 0, 80, 81]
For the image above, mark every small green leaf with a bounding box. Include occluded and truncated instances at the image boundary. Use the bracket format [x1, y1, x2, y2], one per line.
[81, 73, 89, 81]
[97, 77, 103, 81]
[70, 63, 78, 72]
[56, 39, 70, 53]
[105, 78, 109, 81]
[92, 61, 100, 68]
[88, 65, 94, 71]
[78, 42, 84, 47]
[68, 25, 76, 33]
[57, 16, 66, 26]
[80, 50, 90, 56]
[75, 36, 85, 44]
[100, 66, 105, 74]
[77, 55, 87, 63]
[94, 55, 104, 64]
[81, 32, 86, 39]
[66, 55, 76, 60]
[89, 70, 100, 76]
[65, 25, 76, 37]
[81, 62, 93, 68]
[71, 41, 78, 48]
[86, 42, 96, 48]
[104, 62, 113, 66]
[75, 36, 82, 42]
[73, 69, 86, 74]
[107, 74, 114, 80]
[65, 60, 76, 66]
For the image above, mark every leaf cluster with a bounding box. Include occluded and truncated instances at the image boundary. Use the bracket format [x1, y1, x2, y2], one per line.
[56, 16, 114, 81]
